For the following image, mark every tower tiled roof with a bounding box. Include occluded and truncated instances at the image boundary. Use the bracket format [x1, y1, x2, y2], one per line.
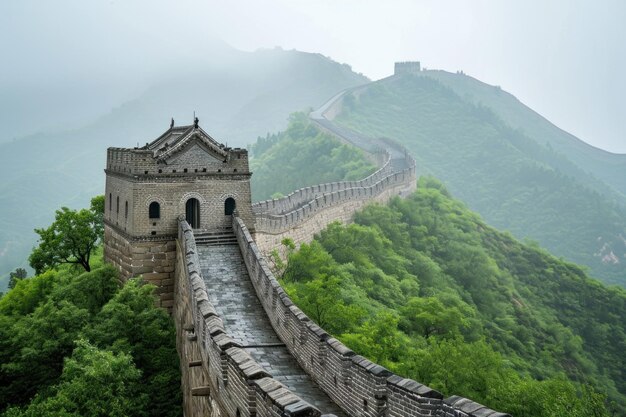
[143, 123, 229, 161]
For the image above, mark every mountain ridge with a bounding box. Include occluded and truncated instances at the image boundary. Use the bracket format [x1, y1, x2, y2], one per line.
[334, 72, 626, 285]
[421, 69, 626, 200]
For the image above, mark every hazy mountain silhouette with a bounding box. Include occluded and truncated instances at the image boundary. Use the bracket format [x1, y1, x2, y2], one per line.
[335, 72, 626, 286]
[0, 47, 367, 287]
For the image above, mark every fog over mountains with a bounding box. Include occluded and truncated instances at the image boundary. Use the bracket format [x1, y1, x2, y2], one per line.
[0, 46, 367, 287]
[1, 1, 625, 290]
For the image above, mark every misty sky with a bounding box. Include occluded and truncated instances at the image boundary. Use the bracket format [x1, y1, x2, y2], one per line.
[1, 0, 625, 153]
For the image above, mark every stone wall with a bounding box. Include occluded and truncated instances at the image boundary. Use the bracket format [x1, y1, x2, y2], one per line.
[252, 151, 391, 217]
[103, 224, 176, 310]
[394, 61, 421, 75]
[173, 219, 325, 417]
[253, 152, 416, 256]
[254, 177, 415, 256]
[234, 217, 510, 417]
[106, 171, 255, 237]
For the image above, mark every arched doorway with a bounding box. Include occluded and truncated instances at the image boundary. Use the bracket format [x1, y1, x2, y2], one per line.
[186, 198, 200, 228]
[225, 197, 236, 215]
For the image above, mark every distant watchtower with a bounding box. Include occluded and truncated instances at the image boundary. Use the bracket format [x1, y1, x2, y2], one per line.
[394, 61, 421, 75]
[103, 120, 254, 307]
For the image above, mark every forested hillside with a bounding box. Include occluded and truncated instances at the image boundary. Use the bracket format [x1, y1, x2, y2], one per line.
[250, 113, 376, 201]
[0, 255, 181, 416]
[335, 75, 626, 286]
[278, 178, 625, 416]
[422, 70, 626, 200]
[0, 48, 368, 290]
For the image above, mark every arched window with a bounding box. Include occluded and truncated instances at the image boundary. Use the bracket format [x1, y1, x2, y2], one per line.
[149, 202, 160, 219]
[185, 198, 200, 228]
[224, 197, 236, 215]
[125, 201, 128, 219]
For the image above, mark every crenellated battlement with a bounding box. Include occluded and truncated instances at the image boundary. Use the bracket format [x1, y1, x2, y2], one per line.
[254, 157, 415, 235]
[252, 150, 392, 216]
[394, 61, 421, 75]
[105, 133, 249, 178]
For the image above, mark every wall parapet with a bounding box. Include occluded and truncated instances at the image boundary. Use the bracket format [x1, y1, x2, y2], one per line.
[175, 218, 323, 417]
[253, 152, 415, 235]
[252, 149, 391, 216]
[233, 216, 510, 417]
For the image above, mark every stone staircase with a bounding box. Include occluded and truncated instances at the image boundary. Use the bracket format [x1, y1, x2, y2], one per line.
[193, 228, 238, 246]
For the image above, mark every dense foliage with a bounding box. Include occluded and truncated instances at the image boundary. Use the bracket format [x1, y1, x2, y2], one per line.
[280, 178, 625, 416]
[335, 75, 626, 286]
[0, 256, 181, 416]
[250, 113, 376, 201]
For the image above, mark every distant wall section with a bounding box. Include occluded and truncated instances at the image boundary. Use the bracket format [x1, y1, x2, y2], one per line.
[253, 150, 416, 256]
[394, 61, 421, 75]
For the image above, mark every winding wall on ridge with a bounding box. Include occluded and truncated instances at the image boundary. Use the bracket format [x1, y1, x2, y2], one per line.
[174, 87, 510, 417]
[253, 87, 417, 256]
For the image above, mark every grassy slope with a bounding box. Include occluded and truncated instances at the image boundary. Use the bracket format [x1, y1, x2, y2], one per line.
[335, 75, 626, 286]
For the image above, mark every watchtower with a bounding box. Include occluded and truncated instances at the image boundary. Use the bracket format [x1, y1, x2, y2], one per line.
[103, 119, 254, 307]
[394, 61, 421, 75]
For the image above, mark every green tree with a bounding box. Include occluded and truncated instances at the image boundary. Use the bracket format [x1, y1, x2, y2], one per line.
[4, 340, 149, 417]
[29, 197, 104, 274]
[7, 269, 27, 290]
[89, 195, 105, 241]
[400, 296, 472, 339]
[341, 311, 410, 369]
[285, 273, 363, 335]
[84, 279, 181, 417]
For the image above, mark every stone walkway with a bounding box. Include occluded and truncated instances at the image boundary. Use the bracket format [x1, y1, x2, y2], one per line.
[198, 243, 346, 417]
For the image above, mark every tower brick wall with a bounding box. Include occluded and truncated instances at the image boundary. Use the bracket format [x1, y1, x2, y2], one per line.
[104, 123, 255, 309]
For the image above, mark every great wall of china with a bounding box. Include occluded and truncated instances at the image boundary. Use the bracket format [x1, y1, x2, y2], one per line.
[170, 87, 509, 417]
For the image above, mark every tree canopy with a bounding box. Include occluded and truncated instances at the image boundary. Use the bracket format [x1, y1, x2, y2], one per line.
[0, 264, 181, 417]
[29, 196, 104, 274]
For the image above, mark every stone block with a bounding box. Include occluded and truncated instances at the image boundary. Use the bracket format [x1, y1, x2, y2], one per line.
[161, 278, 175, 286]
[143, 272, 170, 281]
[160, 292, 174, 301]
[132, 266, 155, 275]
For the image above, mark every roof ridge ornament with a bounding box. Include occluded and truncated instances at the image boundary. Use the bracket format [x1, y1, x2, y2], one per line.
[170, 117, 174, 129]
[194, 116, 199, 129]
